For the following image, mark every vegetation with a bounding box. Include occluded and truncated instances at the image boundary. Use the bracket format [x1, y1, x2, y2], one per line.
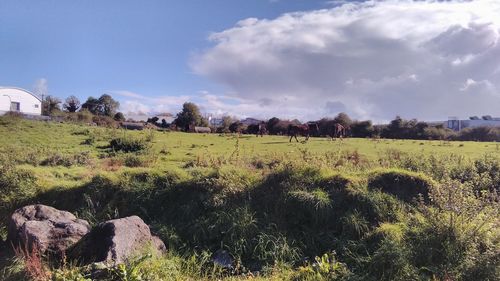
[173, 102, 208, 131]
[0, 116, 498, 280]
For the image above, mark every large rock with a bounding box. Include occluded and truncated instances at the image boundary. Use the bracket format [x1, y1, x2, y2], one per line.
[69, 216, 166, 265]
[7, 205, 90, 255]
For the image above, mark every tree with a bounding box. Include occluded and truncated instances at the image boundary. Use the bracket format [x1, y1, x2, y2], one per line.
[350, 120, 374, 138]
[63, 95, 81, 112]
[42, 95, 61, 116]
[219, 116, 234, 133]
[98, 94, 120, 117]
[114, 112, 125, 122]
[333, 112, 352, 128]
[81, 94, 120, 116]
[229, 121, 245, 133]
[266, 117, 281, 134]
[81, 97, 100, 115]
[173, 102, 204, 131]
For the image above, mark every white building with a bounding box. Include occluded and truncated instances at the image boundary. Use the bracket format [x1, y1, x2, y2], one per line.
[445, 117, 500, 131]
[0, 87, 42, 116]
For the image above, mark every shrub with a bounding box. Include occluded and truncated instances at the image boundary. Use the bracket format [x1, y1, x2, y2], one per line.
[368, 169, 435, 203]
[40, 152, 93, 167]
[109, 137, 149, 153]
[294, 252, 351, 281]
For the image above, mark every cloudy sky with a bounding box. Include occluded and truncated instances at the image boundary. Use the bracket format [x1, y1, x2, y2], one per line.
[1, 0, 499, 122]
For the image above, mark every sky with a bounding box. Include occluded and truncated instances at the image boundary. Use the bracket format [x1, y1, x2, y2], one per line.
[1, 0, 499, 122]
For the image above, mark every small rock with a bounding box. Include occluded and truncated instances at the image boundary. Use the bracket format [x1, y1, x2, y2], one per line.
[212, 249, 234, 269]
[69, 216, 165, 265]
[7, 204, 90, 255]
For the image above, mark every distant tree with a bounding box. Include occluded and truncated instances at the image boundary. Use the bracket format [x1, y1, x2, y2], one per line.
[482, 115, 493, 120]
[219, 116, 234, 133]
[147, 116, 160, 124]
[98, 94, 120, 117]
[42, 95, 61, 116]
[81, 94, 120, 117]
[81, 97, 100, 115]
[333, 112, 352, 128]
[63, 95, 81, 112]
[229, 121, 245, 133]
[266, 117, 281, 134]
[161, 119, 168, 128]
[173, 102, 204, 131]
[350, 120, 374, 138]
[469, 116, 480, 120]
[114, 112, 125, 122]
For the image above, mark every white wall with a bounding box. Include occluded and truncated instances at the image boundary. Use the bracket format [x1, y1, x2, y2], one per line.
[0, 87, 42, 115]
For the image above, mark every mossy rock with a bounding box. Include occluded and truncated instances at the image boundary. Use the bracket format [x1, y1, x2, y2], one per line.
[367, 169, 435, 203]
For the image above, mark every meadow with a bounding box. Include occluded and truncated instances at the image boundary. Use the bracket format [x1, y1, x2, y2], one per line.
[0, 116, 499, 281]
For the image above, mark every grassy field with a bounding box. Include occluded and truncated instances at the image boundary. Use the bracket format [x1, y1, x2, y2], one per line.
[0, 117, 499, 281]
[1, 117, 498, 168]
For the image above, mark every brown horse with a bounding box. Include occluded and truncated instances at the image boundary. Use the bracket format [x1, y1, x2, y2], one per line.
[257, 122, 267, 137]
[330, 123, 346, 139]
[288, 123, 319, 142]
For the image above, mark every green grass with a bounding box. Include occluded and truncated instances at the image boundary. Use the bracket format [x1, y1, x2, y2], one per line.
[0, 117, 498, 281]
[1, 117, 498, 168]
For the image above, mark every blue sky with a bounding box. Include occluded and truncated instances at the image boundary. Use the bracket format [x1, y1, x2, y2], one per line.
[0, 0, 332, 113]
[1, 0, 499, 121]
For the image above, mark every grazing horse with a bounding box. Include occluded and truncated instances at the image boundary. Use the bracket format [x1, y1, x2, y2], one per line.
[288, 123, 319, 142]
[257, 122, 267, 137]
[330, 123, 346, 139]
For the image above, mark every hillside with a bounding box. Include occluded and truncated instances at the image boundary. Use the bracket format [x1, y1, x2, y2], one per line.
[0, 116, 499, 281]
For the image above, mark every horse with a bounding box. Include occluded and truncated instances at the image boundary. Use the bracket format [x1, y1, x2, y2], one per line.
[329, 123, 347, 140]
[257, 122, 267, 137]
[288, 123, 319, 142]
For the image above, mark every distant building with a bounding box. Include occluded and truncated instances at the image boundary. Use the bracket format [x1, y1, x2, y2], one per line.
[445, 117, 500, 131]
[0, 87, 42, 116]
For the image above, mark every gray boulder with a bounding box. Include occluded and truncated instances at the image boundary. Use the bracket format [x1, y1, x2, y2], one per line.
[7, 204, 90, 255]
[69, 216, 166, 265]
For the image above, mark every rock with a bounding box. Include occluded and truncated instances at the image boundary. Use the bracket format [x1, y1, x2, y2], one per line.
[7, 204, 90, 255]
[212, 249, 234, 269]
[69, 216, 166, 265]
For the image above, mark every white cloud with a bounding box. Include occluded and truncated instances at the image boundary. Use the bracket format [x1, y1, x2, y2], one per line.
[33, 78, 48, 98]
[192, 0, 500, 121]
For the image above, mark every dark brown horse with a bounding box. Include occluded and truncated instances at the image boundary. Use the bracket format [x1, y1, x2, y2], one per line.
[288, 123, 319, 142]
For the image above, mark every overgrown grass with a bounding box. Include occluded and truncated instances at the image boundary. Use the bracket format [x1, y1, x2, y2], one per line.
[0, 117, 499, 280]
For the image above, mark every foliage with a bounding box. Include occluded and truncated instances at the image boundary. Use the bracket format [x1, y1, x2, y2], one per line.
[368, 169, 435, 203]
[294, 252, 351, 281]
[173, 102, 206, 131]
[109, 137, 150, 153]
[81, 94, 120, 117]
[42, 95, 62, 116]
[63, 95, 81, 113]
[114, 112, 126, 122]
[0, 118, 499, 280]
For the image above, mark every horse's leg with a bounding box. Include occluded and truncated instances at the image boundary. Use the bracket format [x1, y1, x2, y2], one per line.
[295, 135, 299, 142]
[289, 135, 293, 142]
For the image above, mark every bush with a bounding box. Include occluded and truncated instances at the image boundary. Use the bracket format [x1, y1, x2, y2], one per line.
[40, 152, 93, 167]
[456, 126, 500, 142]
[368, 169, 435, 203]
[109, 137, 149, 153]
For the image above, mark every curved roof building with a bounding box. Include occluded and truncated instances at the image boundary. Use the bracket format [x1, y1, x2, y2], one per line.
[0, 87, 42, 115]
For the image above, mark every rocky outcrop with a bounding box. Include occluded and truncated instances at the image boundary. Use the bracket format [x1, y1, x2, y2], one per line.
[69, 216, 166, 265]
[7, 205, 90, 255]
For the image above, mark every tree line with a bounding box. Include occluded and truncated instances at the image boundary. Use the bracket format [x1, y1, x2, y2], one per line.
[169, 102, 500, 142]
[42, 94, 125, 123]
[42, 95, 499, 142]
